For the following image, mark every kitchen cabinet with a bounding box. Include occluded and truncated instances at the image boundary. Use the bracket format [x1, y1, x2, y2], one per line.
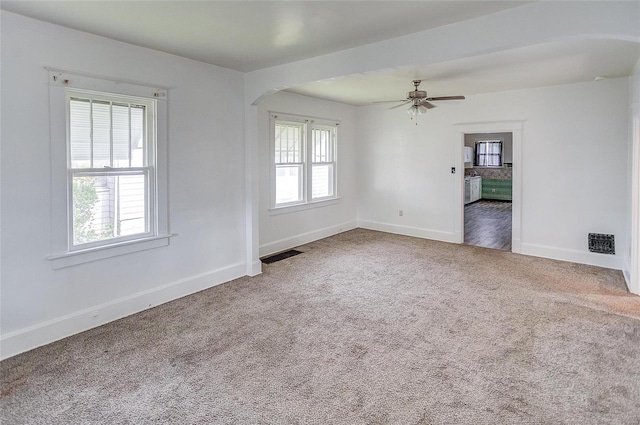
[464, 146, 473, 168]
[481, 179, 512, 201]
[464, 176, 482, 204]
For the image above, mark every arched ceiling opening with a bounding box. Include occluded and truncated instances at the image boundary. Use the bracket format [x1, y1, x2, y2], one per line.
[285, 38, 640, 106]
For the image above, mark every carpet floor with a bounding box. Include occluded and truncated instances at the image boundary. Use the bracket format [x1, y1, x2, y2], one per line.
[2, 229, 640, 424]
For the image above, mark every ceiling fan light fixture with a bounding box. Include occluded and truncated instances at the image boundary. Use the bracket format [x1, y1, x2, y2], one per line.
[407, 103, 428, 116]
[380, 80, 465, 123]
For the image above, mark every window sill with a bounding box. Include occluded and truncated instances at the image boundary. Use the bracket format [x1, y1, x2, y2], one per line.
[269, 197, 341, 216]
[48, 234, 173, 269]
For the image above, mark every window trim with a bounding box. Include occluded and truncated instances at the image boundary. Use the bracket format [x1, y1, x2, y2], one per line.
[47, 69, 170, 269]
[270, 112, 339, 211]
[273, 119, 306, 207]
[66, 89, 157, 251]
[310, 124, 337, 202]
[268, 197, 342, 216]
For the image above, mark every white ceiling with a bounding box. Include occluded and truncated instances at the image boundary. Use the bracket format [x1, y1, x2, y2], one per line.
[0, 1, 528, 72]
[2, 1, 639, 106]
[287, 38, 640, 105]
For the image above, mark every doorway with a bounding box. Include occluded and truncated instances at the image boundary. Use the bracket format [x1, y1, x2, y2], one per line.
[463, 133, 513, 251]
[454, 122, 522, 254]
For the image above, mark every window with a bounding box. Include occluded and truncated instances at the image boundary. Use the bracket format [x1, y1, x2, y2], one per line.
[475, 140, 502, 167]
[48, 70, 169, 268]
[67, 91, 155, 249]
[311, 126, 335, 199]
[274, 121, 305, 204]
[271, 113, 338, 209]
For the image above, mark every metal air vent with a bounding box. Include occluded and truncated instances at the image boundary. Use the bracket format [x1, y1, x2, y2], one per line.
[588, 233, 615, 255]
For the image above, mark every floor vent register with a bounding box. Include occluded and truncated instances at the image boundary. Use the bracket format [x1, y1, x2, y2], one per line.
[261, 249, 303, 264]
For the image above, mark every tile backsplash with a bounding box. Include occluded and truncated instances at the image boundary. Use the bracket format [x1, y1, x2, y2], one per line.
[465, 166, 512, 180]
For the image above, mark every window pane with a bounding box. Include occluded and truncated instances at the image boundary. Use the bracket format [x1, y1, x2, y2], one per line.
[275, 123, 302, 164]
[72, 173, 147, 245]
[92, 101, 111, 168]
[131, 105, 145, 167]
[275, 164, 303, 204]
[112, 103, 130, 167]
[69, 98, 91, 168]
[312, 164, 334, 199]
[117, 174, 147, 236]
[476, 141, 501, 167]
[312, 128, 333, 162]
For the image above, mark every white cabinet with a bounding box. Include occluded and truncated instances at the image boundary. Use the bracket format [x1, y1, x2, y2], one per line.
[464, 146, 474, 163]
[464, 178, 471, 204]
[471, 176, 481, 202]
[464, 176, 482, 204]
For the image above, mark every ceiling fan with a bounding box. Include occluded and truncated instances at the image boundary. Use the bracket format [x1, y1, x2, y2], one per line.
[375, 80, 465, 116]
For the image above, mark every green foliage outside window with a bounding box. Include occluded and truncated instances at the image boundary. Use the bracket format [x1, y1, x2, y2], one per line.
[72, 177, 99, 244]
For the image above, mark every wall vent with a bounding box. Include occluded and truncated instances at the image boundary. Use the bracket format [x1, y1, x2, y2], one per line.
[588, 233, 615, 255]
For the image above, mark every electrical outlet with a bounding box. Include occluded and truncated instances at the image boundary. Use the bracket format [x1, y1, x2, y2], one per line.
[399, 210, 404, 216]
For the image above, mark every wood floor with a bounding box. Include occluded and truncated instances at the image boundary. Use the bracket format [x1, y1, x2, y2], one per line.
[464, 200, 512, 251]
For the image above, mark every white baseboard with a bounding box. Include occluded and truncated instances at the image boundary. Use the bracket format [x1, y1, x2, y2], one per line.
[259, 220, 357, 257]
[623, 267, 632, 292]
[247, 260, 263, 277]
[358, 220, 623, 272]
[519, 243, 622, 270]
[357, 219, 457, 244]
[0, 262, 246, 361]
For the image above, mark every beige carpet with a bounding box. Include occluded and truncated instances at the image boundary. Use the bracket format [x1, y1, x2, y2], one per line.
[2, 229, 640, 424]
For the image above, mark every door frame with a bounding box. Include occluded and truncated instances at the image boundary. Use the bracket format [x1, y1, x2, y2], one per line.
[453, 121, 523, 253]
[630, 115, 640, 295]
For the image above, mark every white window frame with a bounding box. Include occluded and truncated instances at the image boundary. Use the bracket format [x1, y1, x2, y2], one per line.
[66, 90, 156, 251]
[310, 124, 337, 201]
[475, 140, 503, 167]
[47, 70, 170, 269]
[269, 112, 339, 214]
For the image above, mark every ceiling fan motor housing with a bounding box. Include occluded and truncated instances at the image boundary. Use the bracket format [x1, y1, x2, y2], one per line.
[408, 90, 427, 99]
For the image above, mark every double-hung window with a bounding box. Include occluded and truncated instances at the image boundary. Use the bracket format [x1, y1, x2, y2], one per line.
[48, 70, 169, 268]
[311, 126, 336, 199]
[475, 140, 502, 167]
[271, 113, 338, 209]
[274, 121, 305, 205]
[67, 91, 155, 249]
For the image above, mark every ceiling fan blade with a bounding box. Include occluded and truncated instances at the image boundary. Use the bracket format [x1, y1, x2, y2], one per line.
[418, 101, 436, 109]
[389, 100, 412, 109]
[373, 99, 408, 104]
[426, 96, 466, 101]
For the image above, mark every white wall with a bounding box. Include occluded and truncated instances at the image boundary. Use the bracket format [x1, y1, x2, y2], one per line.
[357, 78, 630, 270]
[626, 58, 640, 295]
[0, 12, 247, 358]
[257, 92, 358, 256]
